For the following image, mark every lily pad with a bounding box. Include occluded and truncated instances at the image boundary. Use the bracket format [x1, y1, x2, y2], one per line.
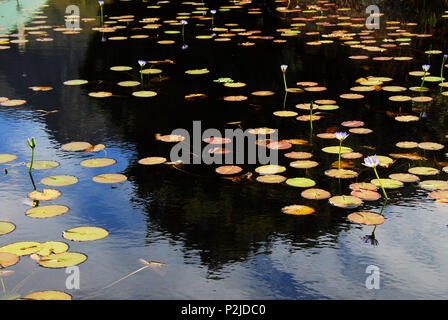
[419, 180, 448, 190]
[256, 175, 286, 184]
[0, 222, 15, 236]
[62, 227, 109, 242]
[324, 169, 358, 179]
[349, 182, 378, 191]
[23, 291, 72, 300]
[370, 178, 403, 189]
[61, 142, 92, 151]
[0, 242, 41, 256]
[322, 146, 353, 154]
[215, 165, 243, 175]
[35, 241, 69, 256]
[290, 160, 319, 169]
[282, 205, 315, 216]
[388, 173, 420, 183]
[301, 188, 331, 200]
[27, 189, 61, 201]
[40, 175, 78, 187]
[26, 160, 59, 170]
[285, 177, 316, 188]
[0, 252, 19, 268]
[418, 142, 444, 151]
[132, 91, 157, 98]
[37, 252, 87, 268]
[92, 173, 127, 184]
[80, 158, 116, 168]
[284, 152, 313, 159]
[347, 212, 386, 225]
[117, 81, 140, 87]
[350, 189, 381, 201]
[408, 167, 440, 176]
[63, 80, 88, 86]
[329, 195, 363, 209]
[0, 154, 17, 164]
[138, 157, 167, 165]
[255, 165, 286, 175]
[26, 205, 69, 218]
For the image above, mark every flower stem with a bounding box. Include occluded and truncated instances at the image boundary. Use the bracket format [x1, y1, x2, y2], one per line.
[373, 166, 388, 200]
[282, 72, 287, 92]
[309, 102, 313, 131]
[28, 147, 34, 175]
[100, 7, 103, 26]
[338, 140, 342, 170]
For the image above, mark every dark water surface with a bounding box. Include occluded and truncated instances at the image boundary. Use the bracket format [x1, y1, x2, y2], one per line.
[1, 0, 448, 299]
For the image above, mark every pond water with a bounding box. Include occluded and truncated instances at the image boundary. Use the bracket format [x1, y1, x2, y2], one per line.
[1, 0, 448, 300]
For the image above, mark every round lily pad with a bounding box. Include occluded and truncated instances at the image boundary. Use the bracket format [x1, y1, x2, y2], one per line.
[61, 142, 92, 151]
[0, 252, 19, 268]
[0, 154, 17, 164]
[388, 173, 420, 183]
[26, 160, 59, 170]
[185, 68, 209, 75]
[301, 188, 331, 200]
[40, 175, 78, 187]
[26, 205, 69, 218]
[0, 222, 15, 235]
[395, 115, 419, 122]
[329, 195, 363, 209]
[35, 241, 69, 256]
[396, 141, 418, 149]
[370, 178, 403, 189]
[284, 152, 313, 159]
[324, 169, 358, 179]
[350, 189, 381, 201]
[428, 190, 448, 199]
[0, 242, 41, 256]
[273, 111, 298, 117]
[110, 66, 132, 71]
[266, 141, 292, 150]
[215, 165, 243, 175]
[27, 189, 61, 201]
[281, 205, 315, 216]
[256, 175, 286, 184]
[23, 291, 72, 300]
[138, 157, 167, 165]
[285, 177, 316, 188]
[62, 227, 109, 242]
[408, 167, 440, 176]
[290, 160, 319, 169]
[63, 80, 88, 86]
[349, 182, 378, 191]
[88, 92, 112, 98]
[92, 173, 127, 183]
[117, 81, 140, 87]
[132, 91, 157, 98]
[418, 142, 444, 151]
[347, 212, 386, 225]
[322, 146, 353, 154]
[37, 252, 87, 268]
[419, 180, 448, 190]
[80, 158, 116, 168]
[255, 165, 286, 175]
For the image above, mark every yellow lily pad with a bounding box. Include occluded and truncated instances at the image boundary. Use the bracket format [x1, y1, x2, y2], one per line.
[419, 180, 448, 190]
[370, 178, 403, 189]
[35, 241, 69, 256]
[329, 195, 363, 209]
[347, 212, 386, 225]
[27, 189, 61, 201]
[80, 158, 116, 168]
[117, 80, 140, 87]
[63, 79, 88, 86]
[0, 222, 15, 235]
[40, 175, 78, 187]
[0, 154, 17, 164]
[37, 252, 87, 268]
[285, 177, 316, 188]
[138, 157, 167, 165]
[0, 242, 41, 256]
[26, 160, 59, 170]
[282, 205, 315, 216]
[62, 227, 109, 242]
[256, 175, 286, 184]
[0, 252, 19, 268]
[110, 66, 132, 71]
[322, 146, 353, 154]
[26, 205, 69, 218]
[185, 68, 209, 75]
[408, 167, 440, 176]
[324, 169, 358, 179]
[61, 142, 92, 151]
[255, 165, 286, 175]
[132, 91, 157, 98]
[23, 291, 72, 300]
[92, 173, 127, 183]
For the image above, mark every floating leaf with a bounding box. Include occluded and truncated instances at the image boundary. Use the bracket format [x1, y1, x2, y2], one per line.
[0, 242, 41, 256]
[255, 165, 286, 175]
[324, 169, 358, 179]
[256, 175, 286, 184]
[322, 146, 353, 154]
[284, 152, 312, 159]
[285, 177, 316, 188]
[185, 68, 209, 75]
[80, 158, 116, 168]
[88, 92, 112, 98]
[418, 142, 444, 151]
[371, 178, 403, 189]
[396, 141, 418, 149]
[389, 153, 427, 160]
[28, 189, 61, 201]
[347, 212, 386, 225]
[301, 188, 331, 200]
[132, 91, 157, 98]
[329, 196, 363, 209]
[428, 190, 448, 199]
[290, 160, 319, 169]
[35, 241, 69, 256]
[419, 180, 448, 190]
[110, 66, 132, 71]
[408, 167, 440, 176]
[388, 173, 420, 183]
[215, 165, 242, 175]
[349, 182, 378, 191]
[40, 175, 78, 187]
[350, 189, 381, 201]
[117, 81, 140, 87]
[0, 154, 17, 164]
[23, 291, 72, 300]
[138, 157, 167, 165]
[84, 144, 106, 152]
[63, 80, 88, 86]
[61, 142, 92, 151]
[26, 160, 59, 170]
[92, 173, 127, 184]
[282, 205, 315, 216]
[37, 252, 87, 268]
[63, 227, 109, 242]
[0, 222, 15, 236]
[26, 205, 69, 218]
[0, 252, 19, 268]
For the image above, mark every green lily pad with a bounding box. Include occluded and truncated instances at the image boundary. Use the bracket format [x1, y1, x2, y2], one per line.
[419, 180, 448, 190]
[62, 227, 109, 242]
[408, 167, 440, 176]
[322, 146, 353, 154]
[26, 205, 69, 218]
[329, 195, 363, 209]
[26, 160, 59, 170]
[0, 242, 41, 256]
[370, 178, 403, 189]
[0, 222, 15, 236]
[37, 252, 87, 268]
[285, 177, 316, 188]
[40, 175, 78, 187]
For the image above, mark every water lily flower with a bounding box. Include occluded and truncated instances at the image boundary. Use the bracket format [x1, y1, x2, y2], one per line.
[138, 60, 146, 67]
[335, 131, 349, 141]
[281, 65, 288, 92]
[27, 137, 36, 175]
[98, 1, 104, 5]
[422, 64, 430, 72]
[335, 132, 348, 169]
[363, 155, 379, 167]
[180, 20, 188, 25]
[210, 9, 216, 14]
[182, 44, 188, 50]
[363, 155, 388, 199]
[280, 64, 288, 72]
